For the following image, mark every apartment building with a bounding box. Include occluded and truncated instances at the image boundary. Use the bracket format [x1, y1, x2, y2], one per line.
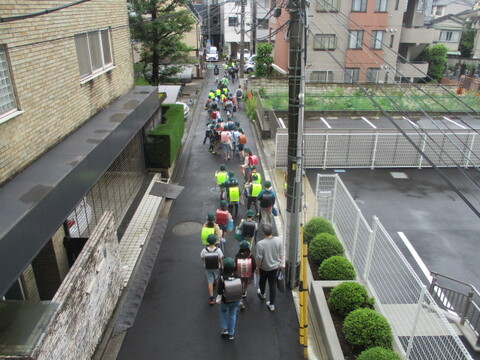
[0, 1, 160, 358]
[271, 0, 436, 82]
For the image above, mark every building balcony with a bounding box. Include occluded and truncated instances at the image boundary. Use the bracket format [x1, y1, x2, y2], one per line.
[396, 61, 429, 78]
[400, 27, 435, 45]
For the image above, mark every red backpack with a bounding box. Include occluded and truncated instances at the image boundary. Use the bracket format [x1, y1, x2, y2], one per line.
[237, 257, 253, 279]
[239, 134, 247, 144]
[248, 155, 258, 166]
[215, 209, 228, 225]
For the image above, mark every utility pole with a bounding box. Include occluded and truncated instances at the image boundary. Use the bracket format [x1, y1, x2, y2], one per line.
[285, 0, 306, 288]
[239, 0, 245, 78]
[207, 0, 211, 48]
[252, 0, 257, 54]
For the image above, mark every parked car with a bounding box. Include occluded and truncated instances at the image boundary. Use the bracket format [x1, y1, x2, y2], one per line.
[67, 199, 93, 238]
[206, 46, 219, 62]
[244, 61, 255, 74]
[237, 49, 251, 61]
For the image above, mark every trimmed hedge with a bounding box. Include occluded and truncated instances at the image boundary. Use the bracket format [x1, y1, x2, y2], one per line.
[343, 308, 393, 351]
[304, 217, 335, 244]
[318, 256, 356, 280]
[356, 347, 401, 360]
[328, 282, 374, 317]
[145, 104, 184, 168]
[309, 233, 344, 264]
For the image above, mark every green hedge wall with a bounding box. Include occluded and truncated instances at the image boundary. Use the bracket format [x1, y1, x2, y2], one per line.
[145, 104, 184, 168]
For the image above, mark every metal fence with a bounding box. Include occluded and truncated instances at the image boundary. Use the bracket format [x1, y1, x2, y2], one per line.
[276, 129, 480, 169]
[315, 174, 473, 360]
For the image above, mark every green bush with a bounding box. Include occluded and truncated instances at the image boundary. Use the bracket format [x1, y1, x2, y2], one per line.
[343, 309, 393, 351]
[309, 233, 343, 264]
[328, 282, 374, 317]
[245, 93, 258, 120]
[356, 347, 401, 360]
[304, 217, 335, 244]
[146, 104, 184, 168]
[318, 256, 355, 280]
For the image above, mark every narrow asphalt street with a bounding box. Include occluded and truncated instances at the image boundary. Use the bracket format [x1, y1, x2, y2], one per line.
[115, 67, 304, 359]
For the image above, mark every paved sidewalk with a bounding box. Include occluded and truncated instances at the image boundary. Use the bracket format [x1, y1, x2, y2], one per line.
[114, 69, 304, 359]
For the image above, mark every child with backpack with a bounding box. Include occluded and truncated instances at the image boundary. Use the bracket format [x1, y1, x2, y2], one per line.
[235, 241, 256, 310]
[215, 200, 233, 248]
[217, 257, 242, 340]
[201, 234, 224, 305]
[236, 210, 258, 247]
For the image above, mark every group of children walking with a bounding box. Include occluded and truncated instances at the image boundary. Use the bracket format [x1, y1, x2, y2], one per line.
[199, 65, 284, 342]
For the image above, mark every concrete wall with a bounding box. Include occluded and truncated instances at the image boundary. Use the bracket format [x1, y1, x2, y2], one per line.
[0, 0, 134, 184]
[30, 212, 122, 360]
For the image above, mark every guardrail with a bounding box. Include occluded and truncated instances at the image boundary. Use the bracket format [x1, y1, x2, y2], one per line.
[429, 271, 480, 346]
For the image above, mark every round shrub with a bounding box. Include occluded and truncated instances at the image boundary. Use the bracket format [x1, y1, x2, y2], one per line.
[343, 308, 393, 351]
[318, 256, 355, 280]
[304, 217, 335, 244]
[309, 233, 343, 264]
[328, 282, 374, 317]
[357, 347, 401, 360]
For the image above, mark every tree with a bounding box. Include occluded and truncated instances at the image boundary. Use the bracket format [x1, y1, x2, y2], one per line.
[418, 44, 448, 82]
[254, 42, 274, 77]
[459, 21, 475, 58]
[129, 0, 196, 85]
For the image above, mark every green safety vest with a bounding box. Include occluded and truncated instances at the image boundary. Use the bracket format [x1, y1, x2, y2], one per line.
[250, 183, 262, 197]
[228, 186, 240, 202]
[208, 91, 215, 99]
[216, 171, 228, 185]
[201, 226, 215, 245]
[215, 89, 221, 96]
[251, 172, 262, 184]
[222, 88, 228, 94]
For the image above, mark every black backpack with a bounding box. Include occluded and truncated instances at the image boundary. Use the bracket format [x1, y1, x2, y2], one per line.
[204, 247, 219, 270]
[236, 89, 243, 98]
[260, 192, 273, 208]
[223, 276, 242, 303]
[242, 220, 256, 237]
[214, 67, 219, 75]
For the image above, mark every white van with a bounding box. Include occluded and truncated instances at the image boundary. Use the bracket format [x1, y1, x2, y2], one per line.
[206, 46, 219, 62]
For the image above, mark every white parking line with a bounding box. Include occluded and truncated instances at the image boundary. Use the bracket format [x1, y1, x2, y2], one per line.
[403, 116, 419, 128]
[397, 232, 432, 283]
[443, 116, 467, 129]
[361, 116, 377, 129]
[320, 117, 332, 129]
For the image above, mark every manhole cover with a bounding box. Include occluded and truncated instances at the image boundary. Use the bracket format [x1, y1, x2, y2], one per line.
[172, 222, 202, 236]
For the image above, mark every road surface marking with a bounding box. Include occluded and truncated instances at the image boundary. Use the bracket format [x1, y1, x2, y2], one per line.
[397, 231, 432, 283]
[361, 116, 377, 129]
[320, 117, 331, 129]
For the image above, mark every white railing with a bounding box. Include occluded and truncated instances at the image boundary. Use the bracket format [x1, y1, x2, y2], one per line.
[276, 129, 480, 169]
[315, 174, 473, 360]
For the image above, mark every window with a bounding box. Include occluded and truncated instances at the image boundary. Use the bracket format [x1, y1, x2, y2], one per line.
[257, 19, 269, 29]
[439, 30, 460, 42]
[394, 0, 399, 10]
[435, 5, 444, 15]
[316, 0, 339, 12]
[371, 30, 384, 49]
[389, 34, 394, 48]
[313, 34, 336, 50]
[352, 0, 367, 12]
[74, 29, 113, 81]
[228, 16, 239, 27]
[0, 45, 19, 119]
[348, 30, 363, 49]
[366, 68, 380, 83]
[311, 71, 334, 83]
[375, 0, 387, 11]
[344, 68, 359, 83]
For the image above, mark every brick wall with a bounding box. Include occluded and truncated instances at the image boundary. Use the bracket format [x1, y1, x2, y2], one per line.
[0, 0, 135, 184]
[248, 78, 457, 96]
[30, 212, 122, 360]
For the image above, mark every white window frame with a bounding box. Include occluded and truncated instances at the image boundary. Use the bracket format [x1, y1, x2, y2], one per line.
[366, 68, 380, 83]
[352, 0, 367, 12]
[439, 30, 460, 42]
[0, 45, 23, 124]
[371, 30, 384, 49]
[375, 0, 387, 11]
[313, 34, 337, 50]
[316, 0, 339, 12]
[311, 71, 334, 83]
[344, 68, 359, 83]
[348, 30, 364, 49]
[74, 28, 114, 83]
[228, 16, 239, 27]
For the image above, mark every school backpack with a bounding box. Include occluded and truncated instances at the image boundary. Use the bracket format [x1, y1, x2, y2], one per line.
[220, 131, 230, 143]
[248, 155, 259, 166]
[204, 247, 220, 270]
[215, 209, 228, 225]
[236, 89, 243, 98]
[242, 220, 256, 238]
[212, 111, 218, 120]
[223, 277, 242, 303]
[239, 134, 247, 144]
[237, 258, 253, 279]
[260, 192, 273, 208]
